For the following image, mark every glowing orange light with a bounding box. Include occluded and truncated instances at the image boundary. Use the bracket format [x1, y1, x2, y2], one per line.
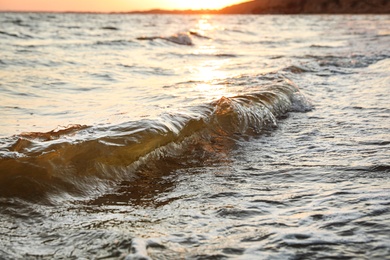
[162, 0, 245, 10]
[0, 0, 246, 12]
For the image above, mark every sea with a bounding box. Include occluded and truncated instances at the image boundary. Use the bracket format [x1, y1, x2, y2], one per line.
[0, 13, 389, 259]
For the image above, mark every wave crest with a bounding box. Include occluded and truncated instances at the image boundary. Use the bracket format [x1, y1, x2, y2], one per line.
[0, 78, 311, 204]
[137, 32, 194, 46]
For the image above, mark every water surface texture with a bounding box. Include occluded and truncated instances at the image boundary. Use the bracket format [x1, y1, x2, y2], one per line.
[0, 14, 389, 259]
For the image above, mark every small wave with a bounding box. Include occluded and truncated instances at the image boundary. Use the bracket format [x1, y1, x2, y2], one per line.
[189, 30, 211, 39]
[225, 28, 256, 36]
[310, 44, 334, 48]
[101, 26, 119, 30]
[0, 30, 33, 39]
[0, 78, 311, 204]
[2, 18, 31, 27]
[120, 64, 176, 76]
[343, 165, 390, 173]
[217, 207, 265, 219]
[136, 36, 159, 41]
[215, 54, 237, 58]
[167, 52, 238, 59]
[137, 32, 193, 46]
[304, 54, 386, 69]
[309, 43, 346, 49]
[359, 140, 390, 146]
[165, 33, 193, 45]
[283, 65, 313, 74]
[0, 30, 20, 38]
[95, 39, 136, 46]
[64, 26, 81, 29]
[17, 124, 89, 144]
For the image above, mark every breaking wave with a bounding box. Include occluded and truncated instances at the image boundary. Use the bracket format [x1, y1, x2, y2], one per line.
[0, 78, 311, 204]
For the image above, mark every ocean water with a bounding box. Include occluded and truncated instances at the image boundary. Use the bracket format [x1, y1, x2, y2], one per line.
[0, 13, 389, 259]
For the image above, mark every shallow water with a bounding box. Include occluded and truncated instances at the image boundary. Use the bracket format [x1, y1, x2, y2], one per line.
[0, 14, 389, 259]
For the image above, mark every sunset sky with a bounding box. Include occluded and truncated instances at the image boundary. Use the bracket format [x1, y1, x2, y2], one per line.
[0, 0, 247, 12]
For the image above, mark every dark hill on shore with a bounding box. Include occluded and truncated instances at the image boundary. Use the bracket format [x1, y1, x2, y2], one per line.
[220, 0, 390, 14]
[130, 0, 390, 14]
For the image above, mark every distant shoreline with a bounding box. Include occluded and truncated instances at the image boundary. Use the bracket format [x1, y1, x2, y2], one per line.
[1, 0, 390, 15]
[1, 11, 390, 15]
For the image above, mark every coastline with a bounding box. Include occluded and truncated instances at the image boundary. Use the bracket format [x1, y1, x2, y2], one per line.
[1, 0, 390, 14]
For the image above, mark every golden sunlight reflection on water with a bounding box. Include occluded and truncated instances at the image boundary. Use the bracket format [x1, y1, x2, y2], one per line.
[185, 16, 232, 99]
[195, 83, 228, 101]
[191, 59, 231, 81]
[196, 15, 216, 33]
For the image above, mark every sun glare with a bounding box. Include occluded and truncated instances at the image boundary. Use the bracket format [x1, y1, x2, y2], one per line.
[163, 0, 245, 10]
[0, 0, 246, 12]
